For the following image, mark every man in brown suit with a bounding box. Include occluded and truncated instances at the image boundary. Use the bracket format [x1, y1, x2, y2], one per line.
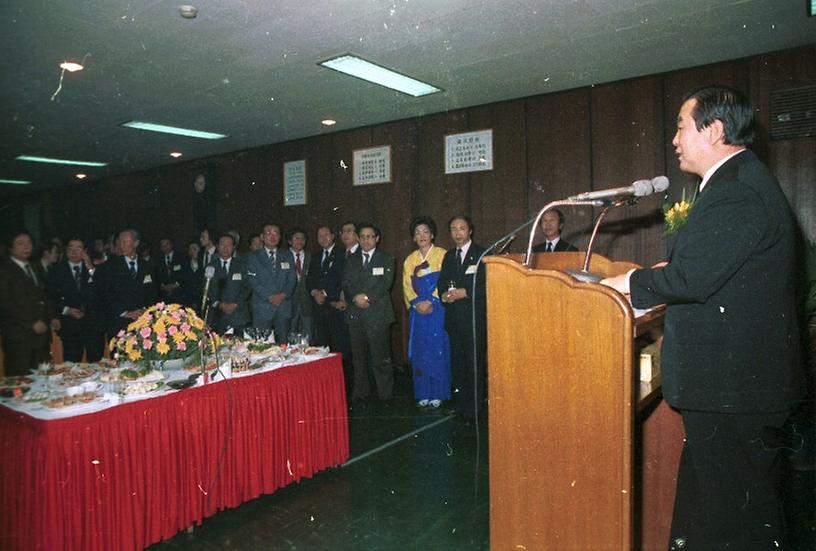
[0, 230, 60, 375]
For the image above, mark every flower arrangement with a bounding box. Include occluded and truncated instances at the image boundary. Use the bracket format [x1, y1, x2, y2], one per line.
[663, 187, 698, 235]
[109, 302, 210, 364]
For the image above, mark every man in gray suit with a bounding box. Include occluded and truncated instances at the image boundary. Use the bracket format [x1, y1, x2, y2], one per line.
[287, 227, 313, 343]
[246, 223, 296, 343]
[208, 233, 250, 335]
[342, 223, 396, 405]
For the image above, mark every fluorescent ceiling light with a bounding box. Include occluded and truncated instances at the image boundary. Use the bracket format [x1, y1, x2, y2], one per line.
[319, 54, 441, 97]
[321, 119, 337, 126]
[0, 178, 31, 185]
[16, 155, 107, 167]
[75, 173, 87, 179]
[121, 121, 227, 140]
[170, 151, 183, 158]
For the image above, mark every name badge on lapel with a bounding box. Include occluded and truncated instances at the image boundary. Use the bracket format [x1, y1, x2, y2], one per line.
[143, 274, 153, 283]
[465, 265, 477, 275]
[173, 264, 181, 272]
[280, 262, 290, 270]
[231, 273, 242, 281]
[372, 267, 384, 276]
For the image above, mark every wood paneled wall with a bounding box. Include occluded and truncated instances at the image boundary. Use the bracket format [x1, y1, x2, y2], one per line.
[41, 45, 816, 363]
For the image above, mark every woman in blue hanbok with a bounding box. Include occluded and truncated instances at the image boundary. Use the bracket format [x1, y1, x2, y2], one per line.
[402, 216, 451, 408]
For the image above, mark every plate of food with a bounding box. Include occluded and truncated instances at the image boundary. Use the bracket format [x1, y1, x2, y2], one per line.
[302, 346, 330, 357]
[0, 385, 30, 398]
[43, 391, 102, 411]
[121, 380, 165, 400]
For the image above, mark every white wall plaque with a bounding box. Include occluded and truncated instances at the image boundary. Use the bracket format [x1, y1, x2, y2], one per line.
[445, 129, 493, 174]
[353, 145, 391, 186]
[283, 160, 307, 206]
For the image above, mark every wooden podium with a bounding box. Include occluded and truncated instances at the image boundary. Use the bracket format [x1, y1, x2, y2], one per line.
[484, 252, 682, 550]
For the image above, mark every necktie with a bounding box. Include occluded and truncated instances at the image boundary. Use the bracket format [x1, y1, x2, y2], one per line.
[24, 263, 38, 286]
[166, 255, 171, 266]
[205, 251, 211, 266]
[322, 250, 329, 268]
[268, 250, 276, 266]
[128, 260, 137, 278]
[362, 252, 370, 269]
[456, 248, 463, 266]
[222, 260, 228, 272]
[73, 265, 81, 288]
[295, 253, 302, 276]
[545, 242, 553, 252]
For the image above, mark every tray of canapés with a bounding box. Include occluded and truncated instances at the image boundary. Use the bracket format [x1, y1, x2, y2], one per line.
[0, 376, 34, 398]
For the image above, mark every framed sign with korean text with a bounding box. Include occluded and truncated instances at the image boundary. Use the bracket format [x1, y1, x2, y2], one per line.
[445, 129, 493, 174]
[283, 160, 307, 206]
[353, 145, 391, 186]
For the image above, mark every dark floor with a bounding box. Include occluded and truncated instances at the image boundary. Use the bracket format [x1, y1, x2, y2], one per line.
[152, 372, 815, 550]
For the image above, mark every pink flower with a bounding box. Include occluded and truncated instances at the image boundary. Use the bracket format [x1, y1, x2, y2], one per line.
[171, 311, 182, 320]
[142, 339, 153, 350]
[117, 330, 125, 337]
[176, 341, 187, 351]
[168, 325, 178, 335]
[156, 302, 166, 309]
[157, 334, 167, 343]
[180, 322, 191, 332]
[140, 327, 152, 338]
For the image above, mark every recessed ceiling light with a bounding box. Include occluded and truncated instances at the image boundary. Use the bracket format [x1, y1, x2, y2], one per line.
[121, 121, 227, 140]
[170, 151, 183, 158]
[321, 119, 337, 126]
[59, 61, 84, 72]
[319, 54, 442, 97]
[0, 178, 31, 185]
[75, 173, 87, 179]
[16, 155, 107, 167]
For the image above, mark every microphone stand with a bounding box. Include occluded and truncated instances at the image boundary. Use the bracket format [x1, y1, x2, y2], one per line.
[564, 197, 638, 282]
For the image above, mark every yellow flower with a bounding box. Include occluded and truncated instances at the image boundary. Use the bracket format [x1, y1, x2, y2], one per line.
[191, 318, 205, 330]
[153, 321, 167, 335]
[172, 331, 185, 344]
[129, 350, 142, 361]
[185, 331, 198, 341]
[156, 342, 170, 355]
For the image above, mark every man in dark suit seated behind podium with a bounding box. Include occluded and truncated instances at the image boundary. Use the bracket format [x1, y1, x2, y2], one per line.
[532, 209, 577, 253]
[601, 85, 803, 550]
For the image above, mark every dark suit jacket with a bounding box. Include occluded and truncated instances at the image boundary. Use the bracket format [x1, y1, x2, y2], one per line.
[246, 248, 297, 322]
[155, 251, 193, 304]
[208, 256, 251, 333]
[290, 249, 313, 317]
[0, 259, 53, 344]
[630, 149, 802, 413]
[97, 255, 158, 336]
[307, 245, 347, 304]
[437, 242, 487, 340]
[46, 261, 103, 333]
[342, 249, 396, 330]
[532, 238, 578, 253]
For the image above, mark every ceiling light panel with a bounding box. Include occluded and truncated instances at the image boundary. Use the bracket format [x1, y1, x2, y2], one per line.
[16, 155, 107, 167]
[319, 54, 442, 97]
[121, 121, 227, 140]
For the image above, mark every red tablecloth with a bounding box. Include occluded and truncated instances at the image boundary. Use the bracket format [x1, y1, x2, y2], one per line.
[0, 355, 349, 550]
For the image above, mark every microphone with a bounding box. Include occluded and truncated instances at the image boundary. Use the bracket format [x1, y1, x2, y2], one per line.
[569, 176, 669, 202]
[201, 265, 215, 313]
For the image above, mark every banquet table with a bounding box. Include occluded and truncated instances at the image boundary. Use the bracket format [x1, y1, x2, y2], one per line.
[0, 354, 349, 551]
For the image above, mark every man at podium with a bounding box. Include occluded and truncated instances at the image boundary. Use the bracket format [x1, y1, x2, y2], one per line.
[601, 85, 803, 550]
